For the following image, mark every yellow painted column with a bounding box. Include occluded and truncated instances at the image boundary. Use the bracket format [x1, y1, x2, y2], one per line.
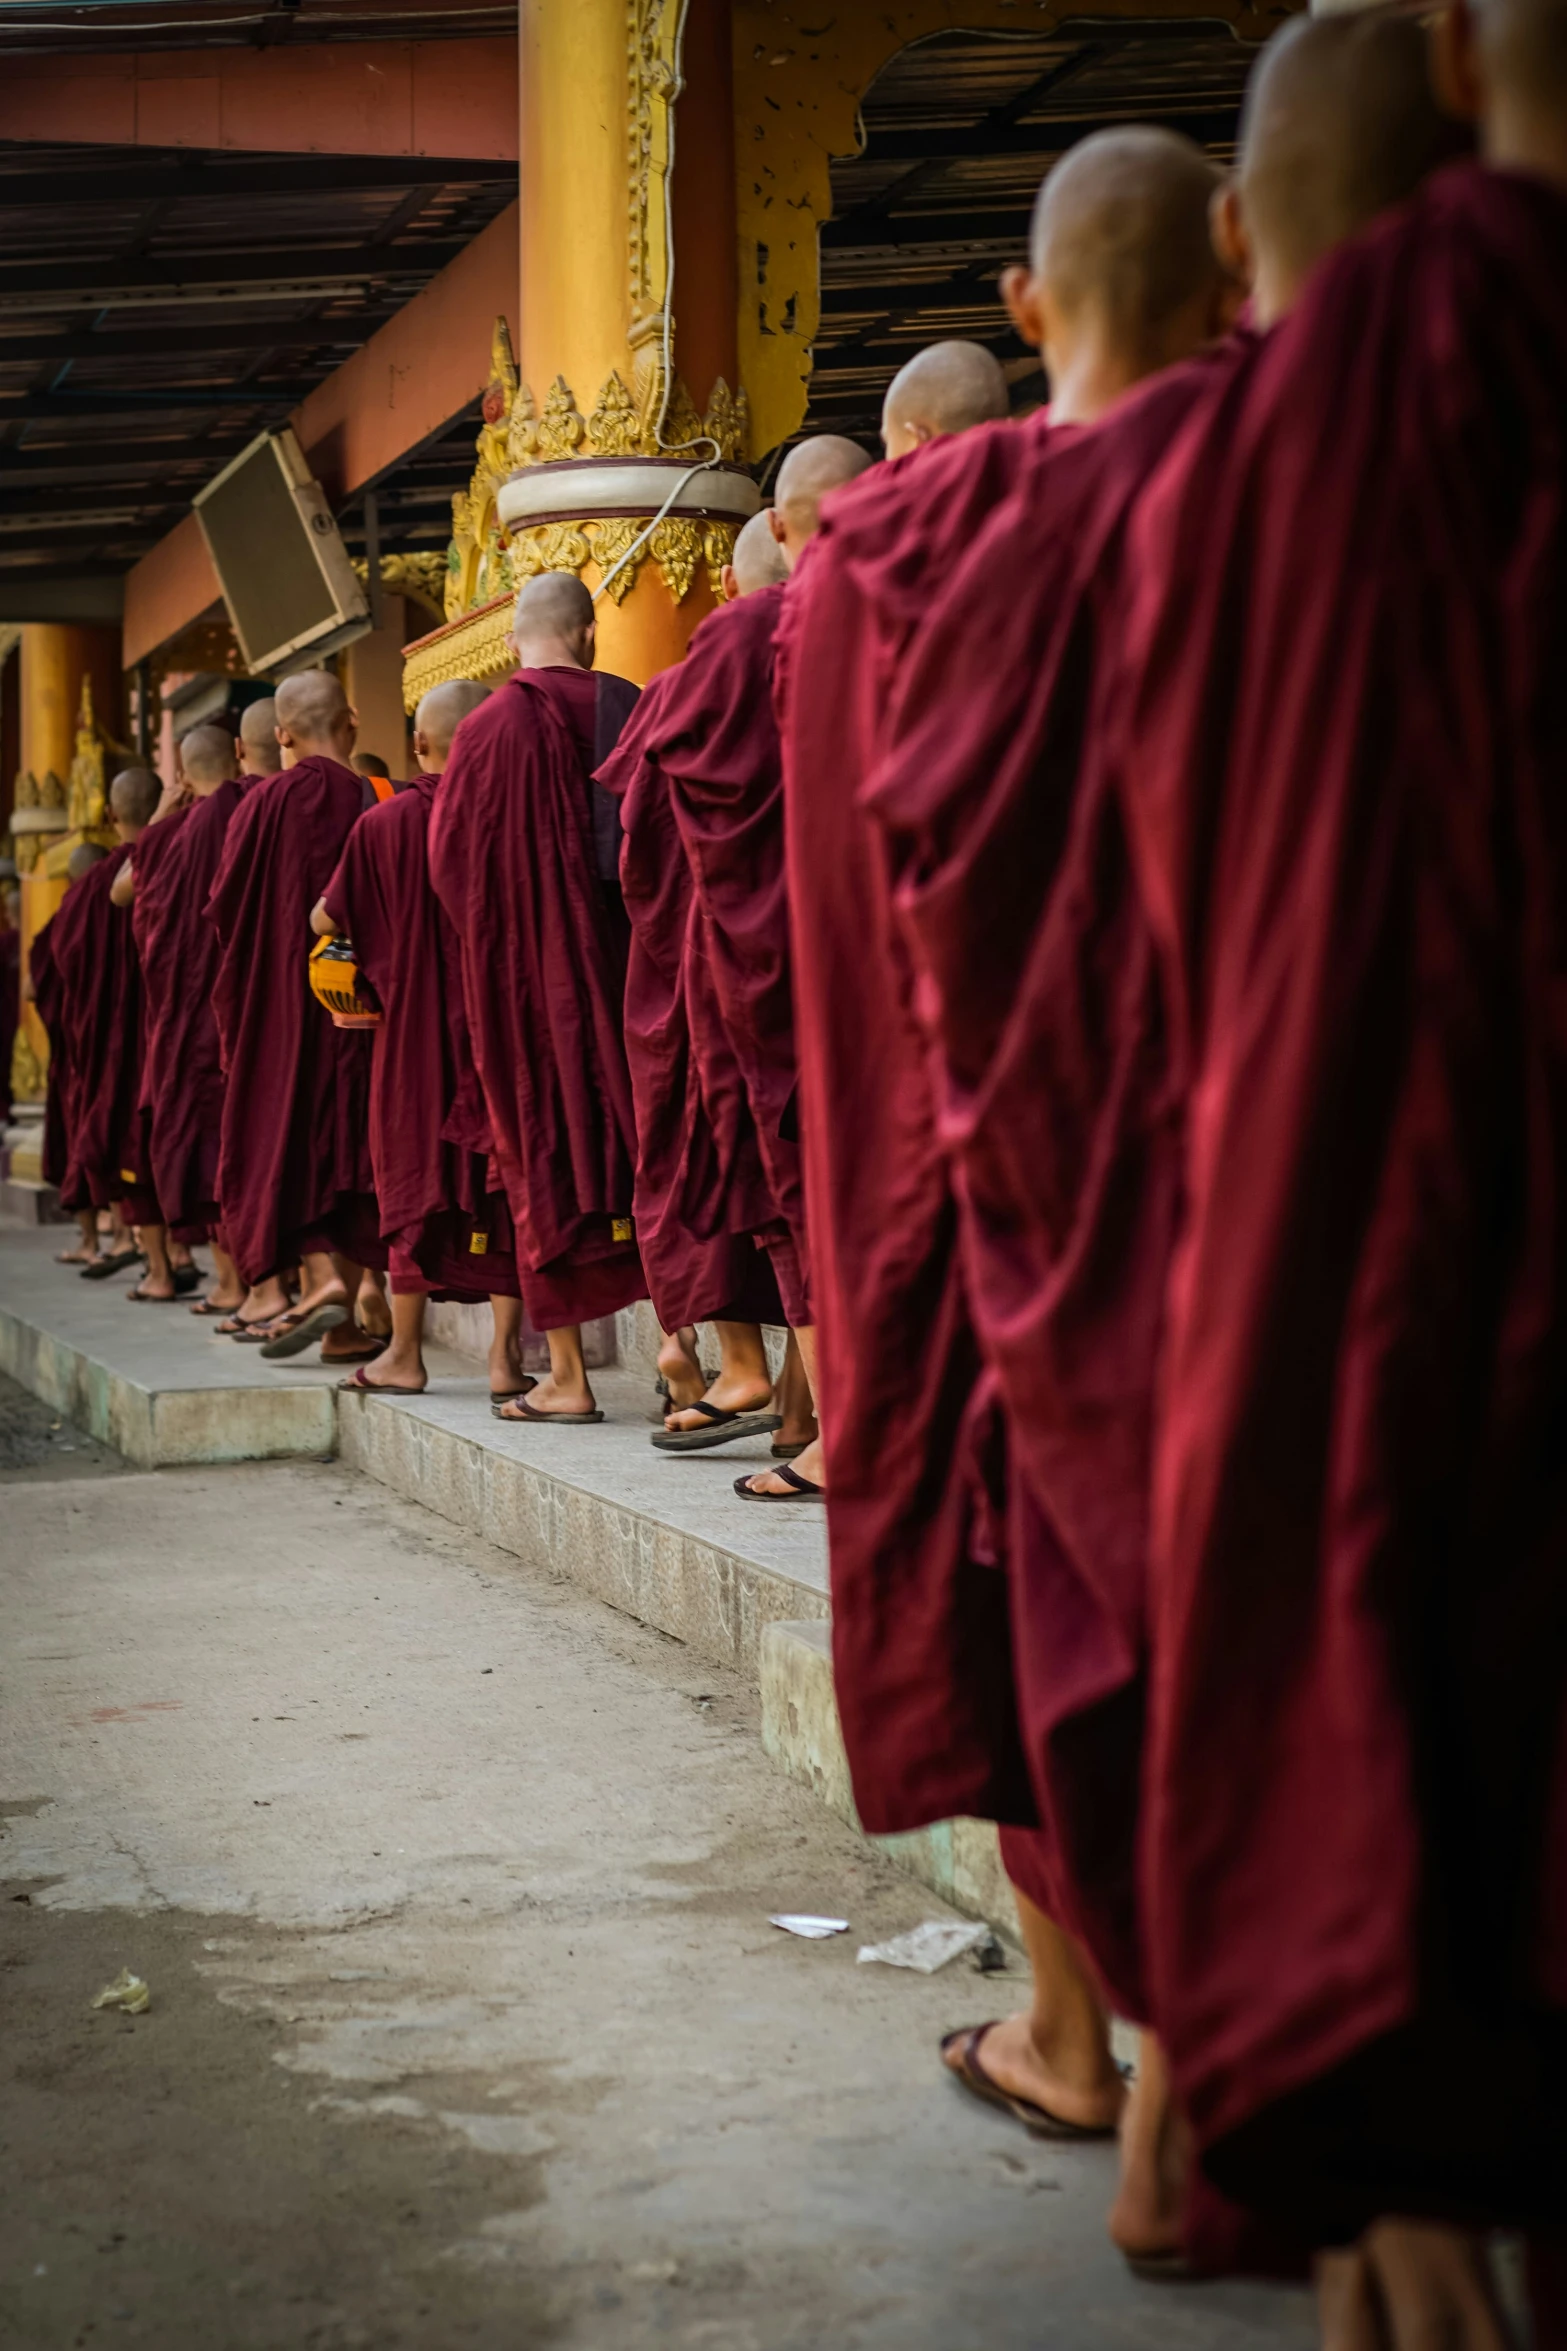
[11, 624, 121, 1115]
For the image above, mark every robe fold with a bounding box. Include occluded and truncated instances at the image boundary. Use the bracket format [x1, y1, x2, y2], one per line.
[597, 612, 796, 1330]
[0, 924, 18, 1122]
[779, 418, 1049, 1836]
[28, 916, 71, 1195]
[427, 667, 646, 1326]
[1110, 161, 1567, 2237]
[861, 350, 1252, 2019]
[320, 773, 520, 1306]
[49, 845, 140, 1212]
[206, 755, 380, 1286]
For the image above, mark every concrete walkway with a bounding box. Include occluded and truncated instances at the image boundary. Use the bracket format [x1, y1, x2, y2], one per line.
[0, 1415, 1317, 2351]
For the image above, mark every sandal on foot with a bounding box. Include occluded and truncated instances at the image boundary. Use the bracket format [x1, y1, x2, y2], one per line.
[771, 1438, 813, 1460]
[1120, 2248, 1196, 2283]
[651, 1400, 782, 1454]
[489, 1381, 537, 1404]
[125, 1283, 178, 1303]
[337, 1365, 425, 1396]
[257, 1302, 350, 1360]
[733, 1462, 824, 1502]
[191, 1298, 245, 1318]
[80, 1246, 142, 1281]
[171, 1264, 202, 1295]
[940, 2025, 1117, 2142]
[491, 1397, 604, 1425]
[319, 1331, 388, 1366]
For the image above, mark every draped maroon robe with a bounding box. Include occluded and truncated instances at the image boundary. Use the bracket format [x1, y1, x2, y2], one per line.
[597, 606, 796, 1330]
[132, 777, 249, 1231]
[427, 667, 646, 1328]
[861, 348, 1255, 2024]
[28, 914, 72, 1196]
[1112, 162, 1567, 2239]
[49, 845, 140, 1213]
[320, 774, 521, 1304]
[206, 756, 381, 1286]
[779, 417, 1050, 1838]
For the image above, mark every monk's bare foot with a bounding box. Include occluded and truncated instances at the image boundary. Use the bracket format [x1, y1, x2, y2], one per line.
[737, 1435, 825, 1496]
[489, 1339, 531, 1398]
[1107, 2037, 1189, 2270]
[943, 2013, 1126, 2135]
[126, 1274, 177, 1303]
[197, 1287, 246, 1314]
[657, 1326, 705, 1413]
[319, 1322, 381, 1365]
[350, 1347, 426, 1393]
[1318, 2223, 1514, 2351]
[293, 1276, 351, 1321]
[665, 1366, 774, 1434]
[496, 1370, 596, 1421]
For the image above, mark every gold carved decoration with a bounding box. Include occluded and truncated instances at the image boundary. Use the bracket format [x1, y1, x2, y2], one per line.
[352, 553, 447, 628]
[535, 377, 586, 463]
[447, 318, 523, 622]
[66, 677, 108, 834]
[586, 371, 642, 458]
[704, 521, 740, 601]
[10, 1024, 43, 1106]
[400, 597, 515, 715]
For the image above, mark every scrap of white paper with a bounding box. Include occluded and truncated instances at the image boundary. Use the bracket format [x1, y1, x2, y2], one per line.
[769, 1914, 850, 1939]
[856, 1919, 990, 1974]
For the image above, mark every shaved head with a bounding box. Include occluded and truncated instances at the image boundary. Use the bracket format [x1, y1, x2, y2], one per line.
[239, 696, 281, 771]
[109, 766, 161, 830]
[725, 510, 790, 597]
[769, 435, 875, 566]
[414, 678, 489, 764]
[275, 669, 349, 745]
[881, 340, 1009, 458]
[508, 570, 596, 671]
[178, 723, 237, 787]
[1238, 14, 1459, 318]
[68, 841, 107, 882]
[1031, 127, 1224, 351]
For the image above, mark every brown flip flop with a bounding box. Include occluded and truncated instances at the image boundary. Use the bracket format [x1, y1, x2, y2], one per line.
[940, 2025, 1117, 2142]
[336, 1365, 425, 1396]
[733, 1462, 824, 1502]
[190, 1298, 246, 1318]
[491, 1397, 604, 1424]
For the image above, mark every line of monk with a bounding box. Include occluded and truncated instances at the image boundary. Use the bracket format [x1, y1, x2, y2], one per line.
[21, 0, 1566, 2329]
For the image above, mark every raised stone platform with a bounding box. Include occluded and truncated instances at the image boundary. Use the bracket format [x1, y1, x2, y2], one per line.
[0, 1227, 1014, 1931]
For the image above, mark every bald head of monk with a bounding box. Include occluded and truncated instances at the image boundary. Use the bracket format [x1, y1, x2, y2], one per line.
[1435, 0, 1567, 182]
[1003, 127, 1233, 423]
[109, 766, 161, 840]
[880, 340, 1010, 460]
[239, 696, 282, 775]
[767, 436, 876, 568]
[508, 571, 596, 673]
[1220, 13, 1462, 328]
[177, 723, 238, 797]
[413, 678, 489, 770]
[721, 509, 790, 601]
[275, 670, 356, 768]
[67, 841, 108, 885]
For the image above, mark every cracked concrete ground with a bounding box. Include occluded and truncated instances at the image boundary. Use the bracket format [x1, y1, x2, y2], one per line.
[0, 1375, 1317, 2349]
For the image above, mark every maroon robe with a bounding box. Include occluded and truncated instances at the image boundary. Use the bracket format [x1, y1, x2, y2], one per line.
[597, 621, 794, 1331]
[0, 924, 17, 1123]
[49, 845, 140, 1213]
[1112, 161, 1567, 2239]
[320, 774, 521, 1305]
[28, 914, 72, 1196]
[859, 348, 1255, 2024]
[132, 777, 249, 1232]
[779, 417, 1049, 1837]
[427, 667, 646, 1327]
[206, 756, 381, 1286]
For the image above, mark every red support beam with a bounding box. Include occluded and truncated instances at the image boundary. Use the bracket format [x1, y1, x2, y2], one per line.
[122, 201, 519, 670]
[0, 40, 517, 159]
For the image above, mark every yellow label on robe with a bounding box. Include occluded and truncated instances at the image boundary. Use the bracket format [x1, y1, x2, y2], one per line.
[119, 1169, 139, 1184]
[611, 1217, 633, 1243]
[468, 1231, 488, 1255]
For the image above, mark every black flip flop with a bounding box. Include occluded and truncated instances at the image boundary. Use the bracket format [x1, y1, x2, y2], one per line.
[337, 1366, 425, 1396]
[258, 1302, 350, 1359]
[733, 1461, 824, 1502]
[171, 1265, 202, 1295]
[771, 1438, 813, 1460]
[80, 1246, 142, 1281]
[125, 1283, 180, 1303]
[940, 2025, 1117, 2142]
[491, 1397, 604, 1425]
[651, 1400, 782, 1453]
[190, 1298, 245, 1318]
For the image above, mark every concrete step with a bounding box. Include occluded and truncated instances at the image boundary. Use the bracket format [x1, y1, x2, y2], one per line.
[0, 1230, 337, 1468]
[761, 1619, 1019, 1940]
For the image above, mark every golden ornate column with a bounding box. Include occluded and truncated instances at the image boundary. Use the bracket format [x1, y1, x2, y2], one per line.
[10, 627, 122, 1126]
[405, 0, 755, 703]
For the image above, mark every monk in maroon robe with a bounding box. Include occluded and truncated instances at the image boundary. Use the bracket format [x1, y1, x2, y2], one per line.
[29, 847, 101, 1265]
[111, 722, 254, 1314]
[1100, 1, 1567, 2324]
[429, 572, 647, 1424]
[207, 670, 388, 1364]
[783, 133, 1252, 2267]
[596, 512, 815, 1458]
[313, 678, 533, 1405]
